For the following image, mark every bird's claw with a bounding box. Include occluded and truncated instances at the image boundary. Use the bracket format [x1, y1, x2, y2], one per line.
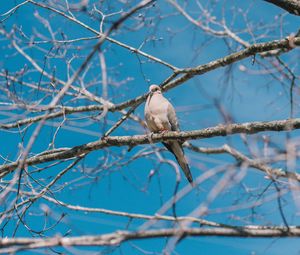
[159, 129, 169, 134]
[147, 132, 154, 143]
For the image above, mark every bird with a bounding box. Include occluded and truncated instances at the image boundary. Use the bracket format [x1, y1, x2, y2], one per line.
[144, 84, 193, 184]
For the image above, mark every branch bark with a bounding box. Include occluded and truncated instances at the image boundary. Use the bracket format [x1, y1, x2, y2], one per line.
[164, 36, 300, 91]
[1, 226, 300, 253]
[1, 118, 300, 179]
[264, 0, 300, 15]
[1, 36, 299, 130]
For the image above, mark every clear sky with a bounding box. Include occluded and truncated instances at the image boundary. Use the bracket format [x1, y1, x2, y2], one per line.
[1, 0, 300, 254]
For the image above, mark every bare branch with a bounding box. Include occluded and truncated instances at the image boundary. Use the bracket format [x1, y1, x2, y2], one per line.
[1, 36, 299, 130]
[165, 36, 300, 91]
[186, 143, 289, 180]
[27, 0, 177, 70]
[264, 0, 300, 15]
[1, 118, 300, 179]
[1, 226, 300, 253]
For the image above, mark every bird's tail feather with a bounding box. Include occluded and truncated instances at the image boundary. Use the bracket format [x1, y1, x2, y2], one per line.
[163, 142, 193, 184]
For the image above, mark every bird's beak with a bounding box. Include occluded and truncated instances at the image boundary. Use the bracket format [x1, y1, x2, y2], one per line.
[147, 91, 154, 105]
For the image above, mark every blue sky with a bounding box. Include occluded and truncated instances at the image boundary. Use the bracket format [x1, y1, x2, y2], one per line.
[1, 0, 300, 254]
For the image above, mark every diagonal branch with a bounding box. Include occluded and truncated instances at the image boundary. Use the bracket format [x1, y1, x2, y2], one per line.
[264, 0, 300, 15]
[26, 0, 177, 70]
[0, 0, 155, 188]
[185, 143, 290, 180]
[164, 36, 300, 91]
[1, 118, 300, 179]
[1, 36, 300, 130]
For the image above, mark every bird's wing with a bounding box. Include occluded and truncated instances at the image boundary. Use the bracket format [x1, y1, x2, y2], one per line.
[145, 94, 173, 132]
[144, 94, 158, 132]
[167, 102, 179, 131]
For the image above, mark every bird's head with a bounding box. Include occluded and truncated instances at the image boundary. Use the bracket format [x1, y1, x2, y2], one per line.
[149, 84, 162, 94]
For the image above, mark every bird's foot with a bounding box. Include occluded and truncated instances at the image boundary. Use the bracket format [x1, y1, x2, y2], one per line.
[159, 129, 169, 134]
[147, 131, 155, 143]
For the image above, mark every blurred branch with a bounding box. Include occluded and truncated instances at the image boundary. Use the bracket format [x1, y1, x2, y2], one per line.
[1, 118, 300, 179]
[41, 189, 287, 228]
[166, 0, 297, 57]
[0, 0, 155, 210]
[165, 35, 300, 90]
[185, 143, 286, 180]
[26, 0, 177, 71]
[1, 36, 300, 130]
[41, 195, 225, 227]
[1, 1, 300, 253]
[1, 226, 300, 253]
[264, 0, 300, 15]
[0, 158, 82, 220]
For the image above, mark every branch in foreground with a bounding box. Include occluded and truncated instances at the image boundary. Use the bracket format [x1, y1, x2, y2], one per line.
[1, 226, 300, 253]
[1, 118, 300, 179]
[264, 0, 300, 15]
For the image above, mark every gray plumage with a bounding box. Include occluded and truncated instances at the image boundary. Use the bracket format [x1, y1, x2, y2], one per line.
[144, 84, 193, 184]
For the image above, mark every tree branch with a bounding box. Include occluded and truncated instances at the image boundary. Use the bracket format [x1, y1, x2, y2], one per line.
[264, 0, 300, 15]
[1, 226, 300, 253]
[1, 118, 300, 179]
[1, 36, 300, 130]
[164, 36, 300, 91]
[185, 143, 292, 181]
[26, 0, 177, 70]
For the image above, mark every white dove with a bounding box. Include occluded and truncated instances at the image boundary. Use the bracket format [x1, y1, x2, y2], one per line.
[144, 84, 193, 184]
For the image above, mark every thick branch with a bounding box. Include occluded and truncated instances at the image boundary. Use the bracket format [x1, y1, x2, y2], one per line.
[1, 118, 300, 179]
[264, 0, 300, 15]
[1, 226, 300, 253]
